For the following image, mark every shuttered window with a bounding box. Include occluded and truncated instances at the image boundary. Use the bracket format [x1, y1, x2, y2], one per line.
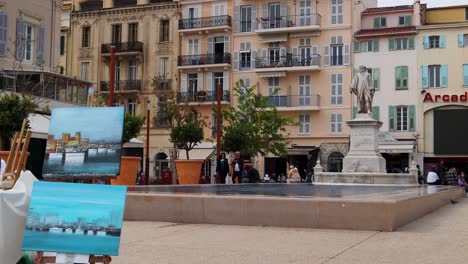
[395, 66, 408, 90]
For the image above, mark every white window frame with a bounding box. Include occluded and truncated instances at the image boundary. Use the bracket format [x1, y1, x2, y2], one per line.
[360, 40, 376, 52]
[299, 75, 310, 106]
[268, 77, 279, 95]
[126, 98, 136, 116]
[23, 23, 34, 62]
[159, 57, 169, 78]
[330, 113, 343, 134]
[395, 106, 409, 131]
[187, 38, 200, 55]
[429, 35, 440, 48]
[80, 62, 89, 81]
[429, 65, 441, 88]
[331, 74, 343, 106]
[128, 60, 137, 81]
[298, 114, 310, 135]
[331, 44, 343, 66]
[187, 73, 198, 93]
[240, 6, 252, 32]
[331, 0, 343, 25]
[396, 38, 409, 50]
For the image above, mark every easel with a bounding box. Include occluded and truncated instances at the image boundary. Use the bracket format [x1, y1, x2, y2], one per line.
[0, 119, 31, 189]
[34, 252, 112, 264]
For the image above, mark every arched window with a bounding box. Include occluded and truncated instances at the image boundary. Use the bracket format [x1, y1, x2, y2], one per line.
[328, 152, 344, 172]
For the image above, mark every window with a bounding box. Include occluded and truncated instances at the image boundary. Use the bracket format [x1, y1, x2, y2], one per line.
[126, 98, 136, 116]
[299, 75, 311, 106]
[398, 16, 411, 26]
[269, 47, 280, 65]
[464, 64, 468, 87]
[211, 113, 223, 136]
[389, 38, 414, 50]
[111, 24, 121, 44]
[240, 6, 252, 32]
[429, 36, 440, 48]
[331, 0, 343, 25]
[128, 60, 137, 80]
[354, 40, 378, 52]
[331, 74, 343, 105]
[159, 57, 169, 78]
[298, 115, 310, 135]
[299, 0, 312, 26]
[188, 73, 198, 93]
[23, 24, 34, 62]
[331, 44, 343, 66]
[366, 68, 380, 90]
[82, 26, 90, 48]
[160, 20, 169, 42]
[187, 39, 200, 55]
[429, 65, 441, 88]
[128, 23, 138, 42]
[240, 42, 251, 70]
[396, 38, 408, 49]
[395, 66, 408, 90]
[60, 36, 65, 55]
[373, 17, 386, 28]
[465, 34, 468, 47]
[115, 60, 121, 82]
[268, 77, 279, 95]
[80, 62, 89, 81]
[330, 113, 343, 133]
[396, 106, 408, 131]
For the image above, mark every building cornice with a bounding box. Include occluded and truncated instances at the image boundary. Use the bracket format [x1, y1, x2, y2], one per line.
[417, 22, 468, 30]
[71, 3, 179, 19]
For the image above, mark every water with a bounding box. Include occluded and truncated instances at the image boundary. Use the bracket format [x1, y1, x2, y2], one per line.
[43, 152, 121, 177]
[22, 230, 121, 256]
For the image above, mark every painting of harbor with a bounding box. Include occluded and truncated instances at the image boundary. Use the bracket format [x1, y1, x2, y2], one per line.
[42, 107, 124, 178]
[22, 181, 127, 256]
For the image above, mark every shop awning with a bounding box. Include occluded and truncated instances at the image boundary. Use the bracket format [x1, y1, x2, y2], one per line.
[177, 148, 214, 160]
[259, 34, 288, 43]
[256, 71, 287, 78]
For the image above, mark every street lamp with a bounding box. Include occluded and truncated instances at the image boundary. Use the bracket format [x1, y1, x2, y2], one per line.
[145, 100, 150, 185]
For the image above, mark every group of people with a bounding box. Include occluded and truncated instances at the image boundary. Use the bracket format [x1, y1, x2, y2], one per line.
[423, 162, 468, 192]
[216, 152, 260, 184]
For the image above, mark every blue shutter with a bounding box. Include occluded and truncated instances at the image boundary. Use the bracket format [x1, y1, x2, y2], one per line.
[352, 107, 357, 119]
[0, 13, 7, 56]
[439, 35, 445, 48]
[464, 64, 468, 87]
[37, 25, 45, 65]
[388, 38, 395, 50]
[423, 36, 429, 49]
[388, 106, 395, 131]
[422, 64, 428, 89]
[459, 34, 464, 47]
[372, 106, 379, 121]
[441, 64, 448, 88]
[15, 18, 24, 60]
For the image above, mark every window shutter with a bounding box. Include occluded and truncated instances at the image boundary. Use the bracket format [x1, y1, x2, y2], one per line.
[352, 107, 357, 119]
[373, 40, 379, 52]
[423, 36, 429, 49]
[280, 47, 287, 65]
[224, 36, 230, 53]
[240, 42, 245, 51]
[280, 2, 287, 27]
[251, 6, 257, 31]
[409, 105, 415, 131]
[388, 38, 394, 51]
[15, 18, 24, 60]
[372, 106, 379, 121]
[207, 72, 213, 91]
[198, 72, 204, 91]
[223, 71, 229, 91]
[233, 6, 240, 33]
[262, 4, 268, 19]
[458, 34, 464, 47]
[207, 37, 213, 54]
[233, 50, 239, 71]
[441, 64, 448, 88]
[353, 40, 360, 53]
[343, 44, 351, 65]
[402, 66, 408, 88]
[323, 45, 329, 66]
[37, 25, 45, 65]
[0, 13, 8, 56]
[439, 35, 445, 48]
[373, 18, 379, 28]
[181, 73, 187, 92]
[262, 48, 268, 66]
[463, 64, 468, 87]
[312, 45, 318, 65]
[405, 16, 412, 26]
[395, 66, 401, 89]
[292, 46, 298, 66]
[372, 68, 379, 90]
[422, 64, 428, 89]
[408, 37, 414, 49]
[251, 49, 256, 69]
[388, 106, 395, 131]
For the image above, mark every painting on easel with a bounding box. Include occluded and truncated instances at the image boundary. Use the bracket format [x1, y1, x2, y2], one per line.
[42, 107, 124, 179]
[22, 181, 127, 256]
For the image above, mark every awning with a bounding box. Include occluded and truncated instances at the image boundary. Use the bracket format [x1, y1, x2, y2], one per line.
[259, 34, 288, 43]
[379, 144, 415, 153]
[256, 71, 287, 78]
[28, 113, 50, 139]
[177, 148, 214, 160]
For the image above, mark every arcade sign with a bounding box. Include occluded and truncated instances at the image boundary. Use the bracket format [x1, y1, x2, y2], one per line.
[423, 92, 468, 103]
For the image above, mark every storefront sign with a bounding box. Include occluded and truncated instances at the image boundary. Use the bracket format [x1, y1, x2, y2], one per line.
[423, 92, 468, 103]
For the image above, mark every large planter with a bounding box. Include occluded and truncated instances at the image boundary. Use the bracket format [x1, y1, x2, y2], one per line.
[174, 159, 204, 185]
[111, 156, 141, 186]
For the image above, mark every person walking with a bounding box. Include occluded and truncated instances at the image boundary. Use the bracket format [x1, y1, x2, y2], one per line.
[216, 153, 230, 184]
[232, 151, 244, 184]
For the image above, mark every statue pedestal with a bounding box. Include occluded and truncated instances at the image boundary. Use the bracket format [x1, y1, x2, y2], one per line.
[342, 114, 386, 173]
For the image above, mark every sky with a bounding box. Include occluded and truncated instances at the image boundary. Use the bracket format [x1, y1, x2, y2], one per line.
[28, 182, 127, 228]
[48, 107, 124, 142]
[378, 0, 468, 7]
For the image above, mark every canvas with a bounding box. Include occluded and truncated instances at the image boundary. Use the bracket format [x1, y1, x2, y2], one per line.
[22, 181, 127, 256]
[42, 107, 124, 178]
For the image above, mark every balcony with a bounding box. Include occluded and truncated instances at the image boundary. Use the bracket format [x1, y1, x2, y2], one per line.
[266, 94, 321, 111]
[178, 53, 231, 69]
[178, 15, 232, 33]
[101, 42, 143, 55]
[100, 80, 142, 93]
[177, 90, 231, 104]
[153, 79, 172, 93]
[255, 14, 321, 34]
[255, 54, 321, 76]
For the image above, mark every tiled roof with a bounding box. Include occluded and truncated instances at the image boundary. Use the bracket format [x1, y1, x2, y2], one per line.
[354, 26, 417, 38]
[362, 5, 413, 15]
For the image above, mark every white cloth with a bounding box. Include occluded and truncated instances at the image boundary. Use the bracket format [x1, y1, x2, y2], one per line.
[264, 175, 270, 181]
[234, 163, 240, 172]
[427, 171, 439, 183]
[0, 158, 6, 179]
[0, 171, 38, 264]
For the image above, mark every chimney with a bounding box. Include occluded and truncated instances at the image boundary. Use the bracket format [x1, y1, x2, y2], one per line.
[413, 0, 421, 26]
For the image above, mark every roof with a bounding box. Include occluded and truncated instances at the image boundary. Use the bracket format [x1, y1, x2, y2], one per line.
[354, 26, 417, 38]
[362, 5, 413, 15]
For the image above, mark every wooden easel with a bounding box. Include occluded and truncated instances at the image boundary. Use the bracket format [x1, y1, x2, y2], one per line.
[34, 252, 112, 264]
[0, 119, 31, 189]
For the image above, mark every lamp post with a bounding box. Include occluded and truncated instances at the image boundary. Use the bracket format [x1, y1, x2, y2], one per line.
[108, 46, 115, 107]
[216, 81, 222, 159]
[145, 100, 150, 185]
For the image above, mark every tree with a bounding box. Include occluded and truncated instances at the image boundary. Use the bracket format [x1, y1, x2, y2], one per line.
[0, 93, 37, 150]
[122, 114, 145, 143]
[217, 79, 297, 159]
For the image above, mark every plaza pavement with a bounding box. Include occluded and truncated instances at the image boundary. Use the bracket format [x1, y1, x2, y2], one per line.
[114, 197, 468, 264]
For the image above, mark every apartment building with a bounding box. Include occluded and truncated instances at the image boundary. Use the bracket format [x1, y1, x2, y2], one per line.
[353, 3, 421, 172]
[60, 0, 72, 75]
[69, 0, 179, 181]
[416, 4, 468, 173]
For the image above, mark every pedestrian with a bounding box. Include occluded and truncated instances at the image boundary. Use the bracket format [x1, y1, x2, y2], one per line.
[264, 174, 270, 183]
[417, 165, 424, 185]
[287, 165, 301, 183]
[458, 171, 468, 195]
[446, 166, 458, 186]
[216, 153, 230, 184]
[306, 154, 314, 183]
[232, 151, 244, 184]
[427, 166, 441, 185]
[437, 161, 447, 185]
[246, 165, 260, 183]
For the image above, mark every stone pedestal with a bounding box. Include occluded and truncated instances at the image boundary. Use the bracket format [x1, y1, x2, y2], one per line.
[342, 114, 386, 173]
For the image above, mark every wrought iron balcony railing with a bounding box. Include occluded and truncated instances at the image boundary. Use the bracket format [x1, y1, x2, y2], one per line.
[179, 15, 232, 30]
[178, 53, 231, 66]
[153, 79, 172, 91]
[177, 90, 231, 103]
[101, 42, 143, 54]
[256, 14, 321, 30]
[267, 94, 321, 108]
[256, 54, 320, 68]
[100, 80, 142, 92]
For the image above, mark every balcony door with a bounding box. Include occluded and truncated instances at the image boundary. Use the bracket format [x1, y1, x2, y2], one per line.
[269, 3, 281, 28]
[299, 0, 312, 26]
[299, 75, 311, 106]
[187, 39, 200, 56]
[214, 37, 225, 63]
[269, 48, 280, 66]
[212, 3, 227, 26]
[300, 47, 311, 66]
[188, 7, 200, 28]
[188, 73, 198, 94]
[111, 24, 122, 44]
[128, 60, 137, 81]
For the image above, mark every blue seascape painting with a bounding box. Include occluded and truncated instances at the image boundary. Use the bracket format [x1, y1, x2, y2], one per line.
[22, 181, 127, 256]
[42, 107, 124, 178]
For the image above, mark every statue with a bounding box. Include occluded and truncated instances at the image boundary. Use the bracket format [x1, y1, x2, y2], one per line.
[350, 65, 375, 114]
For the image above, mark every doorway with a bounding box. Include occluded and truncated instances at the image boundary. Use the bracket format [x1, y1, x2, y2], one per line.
[214, 37, 225, 63]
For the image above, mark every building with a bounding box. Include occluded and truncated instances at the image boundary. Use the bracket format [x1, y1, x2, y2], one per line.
[60, 0, 73, 75]
[416, 4, 468, 173]
[69, 0, 179, 181]
[353, 3, 421, 172]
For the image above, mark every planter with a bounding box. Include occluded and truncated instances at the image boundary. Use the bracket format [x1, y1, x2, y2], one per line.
[174, 159, 204, 185]
[110, 156, 141, 186]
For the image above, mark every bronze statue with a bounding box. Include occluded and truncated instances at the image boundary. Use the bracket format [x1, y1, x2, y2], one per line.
[350, 65, 375, 114]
